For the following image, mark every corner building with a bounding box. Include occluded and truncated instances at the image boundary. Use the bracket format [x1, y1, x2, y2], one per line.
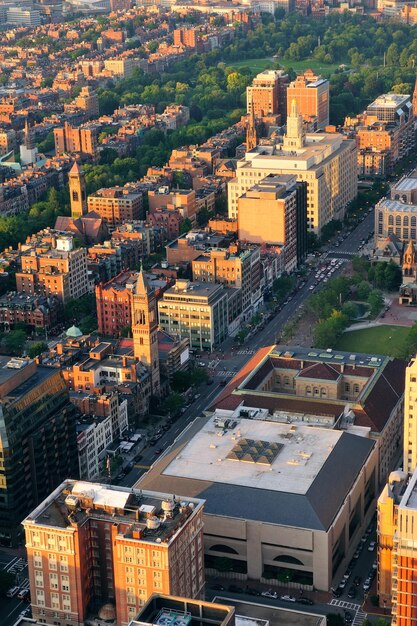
[23, 480, 205, 626]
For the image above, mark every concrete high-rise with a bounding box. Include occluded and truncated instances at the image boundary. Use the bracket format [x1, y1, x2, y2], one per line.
[377, 355, 417, 623]
[23, 480, 205, 626]
[0, 358, 78, 546]
[228, 100, 357, 234]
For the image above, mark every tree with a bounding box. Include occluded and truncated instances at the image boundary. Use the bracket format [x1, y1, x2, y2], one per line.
[368, 289, 384, 317]
[28, 342, 48, 359]
[180, 218, 192, 234]
[356, 280, 371, 301]
[326, 613, 345, 626]
[4, 330, 26, 355]
[197, 207, 210, 228]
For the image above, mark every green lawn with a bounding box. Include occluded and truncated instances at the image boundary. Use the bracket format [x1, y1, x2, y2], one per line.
[335, 325, 410, 357]
[231, 57, 344, 78]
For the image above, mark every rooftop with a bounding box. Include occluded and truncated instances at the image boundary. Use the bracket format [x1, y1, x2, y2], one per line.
[368, 93, 411, 109]
[23, 480, 204, 545]
[139, 412, 375, 531]
[164, 416, 343, 496]
[216, 599, 325, 626]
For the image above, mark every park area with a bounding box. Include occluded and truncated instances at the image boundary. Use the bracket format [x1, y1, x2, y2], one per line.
[335, 325, 410, 357]
[231, 57, 343, 78]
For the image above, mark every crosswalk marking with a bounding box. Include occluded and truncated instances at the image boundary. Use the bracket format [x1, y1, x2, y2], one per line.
[329, 599, 361, 610]
[237, 349, 255, 355]
[219, 371, 236, 378]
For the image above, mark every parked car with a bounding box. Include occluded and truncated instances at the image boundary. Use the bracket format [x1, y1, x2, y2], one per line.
[353, 576, 361, 587]
[297, 598, 314, 606]
[368, 541, 376, 552]
[332, 587, 343, 598]
[246, 587, 260, 597]
[347, 587, 356, 599]
[228, 585, 244, 594]
[18, 589, 30, 601]
[155, 448, 164, 455]
[280, 595, 296, 603]
[344, 611, 353, 624]
[6, 586, 20, 598]
[261, 590, 278, 599]
[210, 584, 225, 591]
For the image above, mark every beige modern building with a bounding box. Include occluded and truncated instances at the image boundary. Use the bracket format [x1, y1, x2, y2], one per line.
[138, 409, 377, 591]
[228, 101, 357, 234]
[158, 280, 228, 351]
[237, 174, 307, 271]
[23, 480, 205, 626]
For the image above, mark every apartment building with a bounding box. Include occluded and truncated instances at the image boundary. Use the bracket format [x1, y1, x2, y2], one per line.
[0, 292, 61, 331]
[23, 480, 205, 626]
[228, 101, 357, 234]
[158, 280, 228, 351]
[0, 128, 16, 156]
[104, 57, 135, 78]
[287, 69, 330, 130]
[148, 188, 197, 224]
[72, 390, 128, 479]
[345, 93, 415, 178]
[88, 186, 144, 228]
[73, 86, 99, 119]
[246, 69, 289, 121]
[54, 121, 98, 159]
[16, 236, 89, 303]
[237, 174, 307, 271]
[191, 244, 262, 316]
[0, 357, 78, 546]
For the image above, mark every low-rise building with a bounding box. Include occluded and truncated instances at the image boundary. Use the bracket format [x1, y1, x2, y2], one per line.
[158, 280, 228, 351]
[0, 292, 61, 331]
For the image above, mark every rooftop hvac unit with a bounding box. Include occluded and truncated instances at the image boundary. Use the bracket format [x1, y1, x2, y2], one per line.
[146, 516, 161, 530]
[65, 495, 80, 511]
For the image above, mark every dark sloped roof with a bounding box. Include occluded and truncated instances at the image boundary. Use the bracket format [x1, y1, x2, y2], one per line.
[215, 392, 343, 419]
[298, 362, 340, 381]
[244, 358, 274, 390]
[361, 358, 406, 432]
[140, 432, 375, 531]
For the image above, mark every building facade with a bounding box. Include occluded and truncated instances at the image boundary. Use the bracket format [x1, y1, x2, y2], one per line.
[87, 187, 144, 228]
[246, 69, 289, 121]
[0, 358, 78, 546]
[23, 480, 205, 626]
[287, 70, 330, 130]
[158, 280, 228, 351]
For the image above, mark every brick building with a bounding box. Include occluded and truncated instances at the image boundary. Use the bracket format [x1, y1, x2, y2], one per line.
[0, 292, 61, 331]
[23, 480, 205, 626]
[87, 187, 144, 228]
[287, 69, 330, 130]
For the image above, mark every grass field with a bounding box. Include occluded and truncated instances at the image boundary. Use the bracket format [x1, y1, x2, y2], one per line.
[335, 325, 409, 357]
[231, 57, 344, 77]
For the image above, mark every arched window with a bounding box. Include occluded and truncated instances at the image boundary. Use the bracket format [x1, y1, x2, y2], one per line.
[412, 216, 416, 227]
[321, 388, 327, 398]
[396, 215, 401, 226]
[404, 216, 409, 227]
[354, 384, 360, 393]
[273, 555, 304, 565]
[345, 383, 350, 392]
[306, 386, 312, 396]
[313, 387, 319, 396]
[276, 375, 281, 385]
[284, 376, 290, 386]
[210, 545, 239, 555]
[378, 212, 383, 222]
[388, 215, 394, 226]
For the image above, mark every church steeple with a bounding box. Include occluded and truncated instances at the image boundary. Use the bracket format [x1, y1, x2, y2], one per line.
[246, 108, 258, 152]
[69, 161, 87, 218]
[413, 75, 417, 117]
[24, 118, 34, 150]
[131, 267, 160, 396]
[283, 98, 305, 150]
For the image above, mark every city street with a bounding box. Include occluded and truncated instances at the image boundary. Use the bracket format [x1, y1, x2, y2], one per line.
[0, 553, 31, 626]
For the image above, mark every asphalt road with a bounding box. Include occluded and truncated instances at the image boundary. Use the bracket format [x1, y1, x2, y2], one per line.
[119, 209, 376, 489]
[0, 554, 31, 626]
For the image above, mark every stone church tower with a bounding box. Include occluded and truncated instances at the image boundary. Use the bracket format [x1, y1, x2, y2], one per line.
[131, 268, 160, 396]
[69, 161, 87, 218]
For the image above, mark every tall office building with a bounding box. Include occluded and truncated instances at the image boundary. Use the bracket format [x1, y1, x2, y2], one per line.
[246, 69, 288, 120]
[237, 174, 307, 270]
[228, 101, 357, 234]
[287, 69, 330, 130]
[378, 355, 417, 624]
[23, 480, 205, 626]
[0, 358, 78, 547]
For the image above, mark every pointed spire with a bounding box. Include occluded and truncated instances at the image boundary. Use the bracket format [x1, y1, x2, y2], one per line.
[134, 264, 149, 295]
[290, 98, 298, 118]
[70, 160, 81, 175]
